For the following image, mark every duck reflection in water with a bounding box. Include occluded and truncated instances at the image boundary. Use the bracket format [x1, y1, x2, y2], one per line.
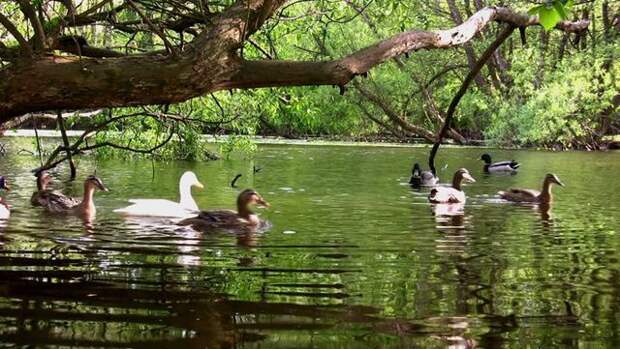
[431, 203, 470, 255]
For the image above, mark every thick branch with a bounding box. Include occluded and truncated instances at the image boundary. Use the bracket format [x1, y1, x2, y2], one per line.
[0, 5, 590, 122]
[227, 7, 590, 90]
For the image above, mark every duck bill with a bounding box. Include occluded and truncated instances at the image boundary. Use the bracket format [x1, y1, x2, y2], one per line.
[194, 181, 205, 190]
[556, 180, 565, 187]
[257, 198, 271, 208]
[463, 173, 476, 183]
[97, 182, 109, 192]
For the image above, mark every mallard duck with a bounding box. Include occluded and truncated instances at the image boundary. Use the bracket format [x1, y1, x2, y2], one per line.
[498, 173, 564, 203]
[114, 171, 203, 218]
[41, 175, 108, 219]
[31, 171, 56, 206]
[428, 168, 476, 204]
[0, 176, 10, 220]
[409, 163, 438, 187]
[178, 189, 270, 232]
[481, 153, 520, 173]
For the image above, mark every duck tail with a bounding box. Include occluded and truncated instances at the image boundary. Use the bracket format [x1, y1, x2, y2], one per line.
[498, 191, 507, 198]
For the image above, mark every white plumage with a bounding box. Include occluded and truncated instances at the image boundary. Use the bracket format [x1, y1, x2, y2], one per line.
[114, 171, 203, 218]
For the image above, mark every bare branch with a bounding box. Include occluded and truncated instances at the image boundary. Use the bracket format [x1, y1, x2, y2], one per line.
[16, 0, 47, 51]
[0, 12, 33, 56]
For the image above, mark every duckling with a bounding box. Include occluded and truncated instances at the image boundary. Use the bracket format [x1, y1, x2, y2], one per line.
[178, 189, 270, 232]
[0, 176, 10, 220]
[498, 173, 564, 204]
[428, 168, 476, 204]
[31, 171, 56, 206]
[409, 163, 438, 187]
[41, 175, 108, 219]
[480, 153, 520, 173]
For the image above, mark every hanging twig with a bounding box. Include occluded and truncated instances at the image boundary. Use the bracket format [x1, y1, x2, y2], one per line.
[57, 110, 77, 180]
[428, 25, 516, 175]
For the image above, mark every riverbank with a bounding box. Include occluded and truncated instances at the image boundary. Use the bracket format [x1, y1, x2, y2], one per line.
[1, 129, 487, 149]
[2, 129, 618, 150]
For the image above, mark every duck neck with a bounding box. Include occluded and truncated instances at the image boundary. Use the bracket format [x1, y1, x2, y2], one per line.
[452, 174, 463, 191]
[82, 183, 96, 210]
[179, 183, 198, 210]
[237, 202, 253, 219]
[37, 177, 46, 191]
[540, 178, 554, 202]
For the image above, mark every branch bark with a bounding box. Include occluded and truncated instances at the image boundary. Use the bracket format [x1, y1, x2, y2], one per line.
[0, 4, 590, 124]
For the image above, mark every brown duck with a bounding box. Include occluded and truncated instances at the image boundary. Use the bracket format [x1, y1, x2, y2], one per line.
[41, 175, 109, 219]
[498, 173, 564, 203]
[178, 189, 270, 232]
[31, 171, 57, 206]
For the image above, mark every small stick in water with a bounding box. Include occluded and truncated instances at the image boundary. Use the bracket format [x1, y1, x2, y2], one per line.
[231, 174, 242, 188]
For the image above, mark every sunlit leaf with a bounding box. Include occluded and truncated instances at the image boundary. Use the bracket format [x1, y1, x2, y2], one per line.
[552, 0, 568, 20]
[538, 5, 562, 31]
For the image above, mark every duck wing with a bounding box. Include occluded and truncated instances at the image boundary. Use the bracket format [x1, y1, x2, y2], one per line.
[428, 187, 466, 204]
[178, 209, 241, 232]
[114, 199, 197, 218]
[42, 192, 80, 213]
[498, 188, 540, 202]
[421, 171, 439, 186]
[489, 160, 520, 172]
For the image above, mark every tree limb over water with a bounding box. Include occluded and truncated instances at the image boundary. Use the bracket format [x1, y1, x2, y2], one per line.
[0, 1, 589, 124]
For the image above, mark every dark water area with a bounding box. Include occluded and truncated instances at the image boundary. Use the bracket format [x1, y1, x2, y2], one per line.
[0, 141, 619, 348]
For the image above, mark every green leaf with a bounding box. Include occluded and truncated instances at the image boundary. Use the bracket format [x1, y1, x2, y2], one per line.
[552, 0, 568, 20]
[538, 5, 562, 31]
[528, 5, 542, 16]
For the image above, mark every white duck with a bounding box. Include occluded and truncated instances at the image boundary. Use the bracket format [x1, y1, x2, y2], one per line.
[0, 176, 10, 220]
[114, 171, 204, 218]
[428, 168, 476, 204]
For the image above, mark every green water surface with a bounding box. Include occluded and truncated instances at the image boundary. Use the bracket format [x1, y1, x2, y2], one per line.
[0, 141, 619, 348]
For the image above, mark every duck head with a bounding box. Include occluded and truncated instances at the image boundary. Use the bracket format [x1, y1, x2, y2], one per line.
[480, 153, 492, 164]
[453, 168, 476, 190]
[238, 189, 270, 208]
[35, 171, 53, 191]
[85, 175, 109, 192]
[545, 173, 565, 187]
[0, 176, 9, 191]
[181, 171, 204, 190]
[412, 163, 421, 177]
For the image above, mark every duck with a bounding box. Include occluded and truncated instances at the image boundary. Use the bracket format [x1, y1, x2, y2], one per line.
[498, 173, 564, 204]
[31, 171, 56, 206]
[114, 171, 204, 218]
[480, 153, 520, 173]
[428, 168, 476, 204]
[0, 176, 11, 220]
[40, 175, 108, 219]
[409, 163, 439, 187]
[178, 189, 270, 232]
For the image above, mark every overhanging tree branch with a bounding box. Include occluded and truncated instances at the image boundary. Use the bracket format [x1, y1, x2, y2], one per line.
[0, 4, 590, 123]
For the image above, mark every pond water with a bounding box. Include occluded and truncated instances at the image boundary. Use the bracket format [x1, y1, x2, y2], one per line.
[0, 141, 619, 348]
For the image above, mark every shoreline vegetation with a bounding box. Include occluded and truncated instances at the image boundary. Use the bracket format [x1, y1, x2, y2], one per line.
[2, 129, 618, 151]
